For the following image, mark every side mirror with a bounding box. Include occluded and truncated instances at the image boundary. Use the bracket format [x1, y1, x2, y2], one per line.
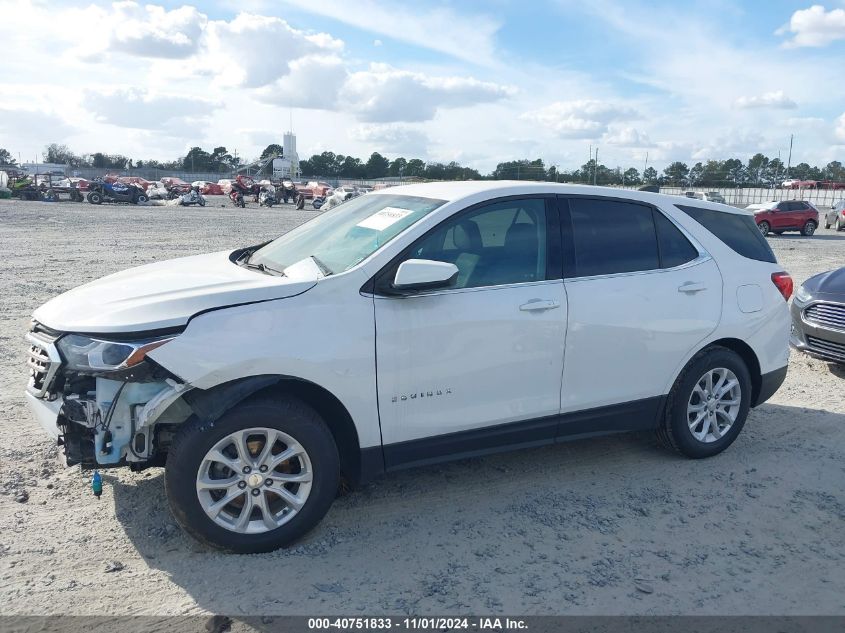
[392, 259, 458, 293]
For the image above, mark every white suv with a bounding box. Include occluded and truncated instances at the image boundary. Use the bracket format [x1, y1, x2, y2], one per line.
[25, 182, 791, 552]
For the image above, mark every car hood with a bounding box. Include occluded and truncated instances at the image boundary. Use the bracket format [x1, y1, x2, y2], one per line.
[804, 266, 845, 299]
[33, 250, 317, 334]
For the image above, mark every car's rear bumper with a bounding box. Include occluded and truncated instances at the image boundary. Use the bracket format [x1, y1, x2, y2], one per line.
[753, 366, 788, 406]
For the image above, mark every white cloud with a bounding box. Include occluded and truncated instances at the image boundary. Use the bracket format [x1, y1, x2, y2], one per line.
[0, 108, 77, 142]
[690, 130, 769, 161]
[74, 1, 207, 59]
[349, 123, 429, 156]
[602, 126, 653, 147]
[521, 100, 636, 139]
[205, 13, 343, 88]
[779, 5, 845, 48]
[277, 0, 501, 66]
[84, 88, 220, 133]
[734, 91, 797, 109]
[254, 56, 347, 109]
[835, 113, 845, 143]
[259, 63, 513, 123]
[343, 65, 514, 122]
[373, 39, 383, 47]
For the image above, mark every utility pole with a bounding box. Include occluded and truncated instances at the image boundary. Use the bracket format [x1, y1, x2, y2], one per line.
[588, 145, 592, 184]
[594, 147, 599, 185]
[786, 134, 793, 178]
[643, 151, 648, 178]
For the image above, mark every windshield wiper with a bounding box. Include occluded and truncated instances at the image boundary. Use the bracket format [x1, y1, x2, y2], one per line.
[310, 255, 333, 276]
[238, 251, 285, 276]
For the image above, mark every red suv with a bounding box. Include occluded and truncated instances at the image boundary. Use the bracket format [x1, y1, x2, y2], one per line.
[752, 200, 819, 237]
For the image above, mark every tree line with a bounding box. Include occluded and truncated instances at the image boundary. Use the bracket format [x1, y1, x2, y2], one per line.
[490, 154, 845, 187]
[1, 145, 842, 187]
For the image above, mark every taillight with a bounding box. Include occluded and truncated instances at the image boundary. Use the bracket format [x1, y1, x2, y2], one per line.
[771, 272, 793, 301]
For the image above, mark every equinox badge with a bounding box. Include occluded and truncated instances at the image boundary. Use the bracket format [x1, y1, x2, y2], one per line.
[392, 388, 452, 403]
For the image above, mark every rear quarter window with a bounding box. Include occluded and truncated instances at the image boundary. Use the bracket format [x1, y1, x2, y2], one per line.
[676, 204, 777, 264]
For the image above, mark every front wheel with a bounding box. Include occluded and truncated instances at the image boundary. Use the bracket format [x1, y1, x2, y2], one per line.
[87, 191, 102, 204]
[836, 217, 843, 232]
[656, 346, 751, 459]
[757, 220, 770, 236]
[801, 220, 816, 236]
[165, 395, 340, 553]
[136, 194, 149, 204]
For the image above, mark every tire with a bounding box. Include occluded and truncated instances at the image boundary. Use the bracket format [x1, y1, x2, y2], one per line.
[825, 219, 831, 229]
[656, 346, 752, 459]
[87, 191, 102, 204]
[757, 220, 770, 236]
[198, 198, 205, 207]
[165, 394, 340, 553]
[136, 194, 148, 204]
[837, 217, 843, 232]
[801, 220, 816, 236]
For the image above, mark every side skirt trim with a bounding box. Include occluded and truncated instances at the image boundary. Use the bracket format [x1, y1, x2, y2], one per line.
[380, 395, 666, 472]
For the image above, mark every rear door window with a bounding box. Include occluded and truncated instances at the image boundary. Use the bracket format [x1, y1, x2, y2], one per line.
[654, 211, 699, 268]
[569, 199, 659, 277]
[676, 204, 776, 264]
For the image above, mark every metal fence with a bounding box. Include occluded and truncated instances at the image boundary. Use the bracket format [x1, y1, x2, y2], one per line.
[657, 186, 844, 208]
[62, 168, 414, 187]
[69, 167, 236, 183]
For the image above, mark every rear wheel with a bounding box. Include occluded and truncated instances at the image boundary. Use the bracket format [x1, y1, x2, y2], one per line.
[801, 220, 816, 236]
[165, 395, 339, 553]
[757, 220, 770, 236]
[136, 194, 148, 204]
[836, 217, 843, 232]
[657, 346, 751, 459]
[87, 191, 102, 204]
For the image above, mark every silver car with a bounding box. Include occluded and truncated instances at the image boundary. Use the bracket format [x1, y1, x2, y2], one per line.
[791, 266, 845, 364]
[823, 200, 845, 231]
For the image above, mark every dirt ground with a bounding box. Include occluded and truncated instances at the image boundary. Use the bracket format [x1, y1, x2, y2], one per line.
[1, 197, 843, 616]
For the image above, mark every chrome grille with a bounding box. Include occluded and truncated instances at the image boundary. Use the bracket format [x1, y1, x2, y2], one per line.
[25, 326, 61, 398]
[804, 302, 845, 331]
[806, 336, 845, 362]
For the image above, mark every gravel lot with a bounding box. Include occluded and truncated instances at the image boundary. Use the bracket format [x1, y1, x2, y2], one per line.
[1, 197, 844, 616]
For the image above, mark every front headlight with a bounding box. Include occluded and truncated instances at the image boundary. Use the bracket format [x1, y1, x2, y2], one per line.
[57, 334, 175, 372]
[794, 285, 812, 304]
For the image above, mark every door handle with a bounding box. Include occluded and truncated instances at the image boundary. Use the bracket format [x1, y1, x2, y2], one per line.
[678, 281, 706, 294]
[519, 299, 560, 311]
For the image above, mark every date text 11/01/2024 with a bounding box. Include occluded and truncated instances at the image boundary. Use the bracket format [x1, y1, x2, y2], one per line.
[307, 617, 528, 630]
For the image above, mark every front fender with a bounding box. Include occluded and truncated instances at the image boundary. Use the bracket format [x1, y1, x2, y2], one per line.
[181, 375, 284, 423]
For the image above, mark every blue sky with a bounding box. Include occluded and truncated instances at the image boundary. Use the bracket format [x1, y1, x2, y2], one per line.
[1, 0, 843, 172]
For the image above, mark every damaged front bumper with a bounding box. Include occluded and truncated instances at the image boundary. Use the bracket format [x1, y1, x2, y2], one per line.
[24, 322, 193, 469]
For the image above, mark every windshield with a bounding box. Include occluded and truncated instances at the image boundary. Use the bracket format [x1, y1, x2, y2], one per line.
[249, 193, 446, 275]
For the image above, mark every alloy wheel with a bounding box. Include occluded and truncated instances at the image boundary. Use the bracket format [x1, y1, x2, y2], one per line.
[196, 427, 313, 534]
[686, 368, 742, 443]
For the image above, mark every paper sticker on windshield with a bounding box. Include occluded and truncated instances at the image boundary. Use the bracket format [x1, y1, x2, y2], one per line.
[356, 207, 413, 231]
